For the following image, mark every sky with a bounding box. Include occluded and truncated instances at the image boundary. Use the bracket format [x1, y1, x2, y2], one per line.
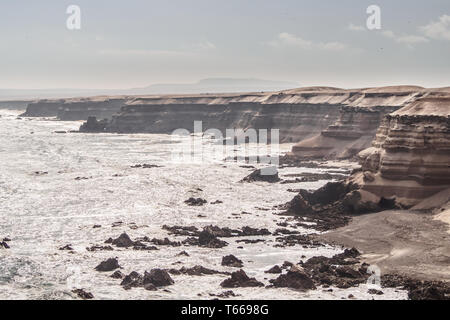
[0, 0, 449, 89]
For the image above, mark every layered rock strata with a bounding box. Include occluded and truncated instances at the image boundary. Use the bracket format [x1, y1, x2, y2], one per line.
[355, 95, 450, 206]
[78, 86, 444, 146]
[290, 87, 447, 159]
[20, 96, 128, 120]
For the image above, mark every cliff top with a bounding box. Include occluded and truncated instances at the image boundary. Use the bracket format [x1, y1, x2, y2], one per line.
[393, 96, 450, 117]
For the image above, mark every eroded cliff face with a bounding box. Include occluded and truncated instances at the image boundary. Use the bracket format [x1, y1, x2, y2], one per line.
[21, 97, 128, 120]
[78, 86, 443, 146]
[289, 87, 446, 160]
[355, 96, 450, 206]
[0, 100, 30, 110]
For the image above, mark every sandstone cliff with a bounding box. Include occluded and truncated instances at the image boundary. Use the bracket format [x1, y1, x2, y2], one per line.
[290, 87, 447, 159]
[78, 87, 444, 146]
[355, 95, 450, 206]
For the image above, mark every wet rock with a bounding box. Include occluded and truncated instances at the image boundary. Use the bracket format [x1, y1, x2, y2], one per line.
[271, 265, 316, 291]
[132, 242, 158, 251]
[275, 234, 323, 248]
[241, 168, 281, 183]
[163, 225, 198, 236]
[0, 241, 10, 249]
[184, 197, 208, 206]
[72, 289, 94, 300]
[236, 239, 265, 244]
[111, 270, 125, 279]
[111, 233, 135, 248]
[34, 171, 48, 176]
[220, 270, 264, 288]
[240, 226, 271, 236]
[74, 176, 91, 181]
[176, 266, 230, 276]
[274, 228, 300, 235]
[282, 261, 294, 269]
[265, 265, 282, 274]
[79, 116, 108, 132]
[93, 225, 102, 229]
[95, 258, 121, 272]
[299, 248, 369, 289]
[198, 229, 228, 248]
[111, 221, 123, 228]
[86, 245, 114, 252]
[382, 274, 450, 300]
[150, 238, 181, 247]
[3, 237, 11, 242]
[368, 289, 384, 295]
[59, 244, 74, 251]
[335, 266, 362, 279]
[177, 251, 190, 257]
[221, 255, 244, 268]
[143, 269, 174, 287]
[211, 200, 223, 205]
[209, 290, 240, 298]
[121, 271, 144, 290]
[130, 164, 163, 169]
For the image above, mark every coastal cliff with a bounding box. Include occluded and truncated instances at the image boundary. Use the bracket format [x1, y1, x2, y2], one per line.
[78, 87, 442, 146]
[20, 97, 128, 120]
[20, 86, 450, 166]
[354, 95, 450, 206]
[289, 87, 447, 159]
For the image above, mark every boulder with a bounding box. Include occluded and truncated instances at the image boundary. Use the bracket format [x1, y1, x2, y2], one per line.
[143, 269, 174, 287]
[220, 270, 264, 288]
[95, 258, 121, 272]
[221, 255, 244, 268]
[271, 265, 316, 291]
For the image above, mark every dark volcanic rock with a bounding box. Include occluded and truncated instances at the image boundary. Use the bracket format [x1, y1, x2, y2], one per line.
[382, 274, 450, 300]
[95, 258, 121, 272]
[79, 116, 108, 132]
[163, 225, 199, 236]
[150, 238, 182, 247]
[220, 270, 264, 288]
[240, 226, 271, 236]
[241, 168, 281, 183]
[86, 245, 114, 252]
[111, 233, 135, 247]
[209, 290, 240, 298]
[368, 289, 384, 295]
[265, 265, 282, 274]
[299, 248, 369, 289]
[59, 244, 74, 251]
[271, 265, 316, 291]
[221, 255, 244, 268]
[121, 271, 144, 290]
[130, 164, 163, 169]
[185, 197, 207, 206]
[111, 270, 126, 279]
[0, 241, 10, 249]
[72, 289, 94, 300]
[175, 265, 230, 276]
[144, 269, 174, 287]
[198, 229, 228, 248]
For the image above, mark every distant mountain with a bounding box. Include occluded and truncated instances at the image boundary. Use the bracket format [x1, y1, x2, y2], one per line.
[131, 78, 299, 94]
[0, 78, 299, 100]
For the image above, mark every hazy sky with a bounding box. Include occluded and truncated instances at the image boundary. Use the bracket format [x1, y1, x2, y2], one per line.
[1, 0, 449, 89]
